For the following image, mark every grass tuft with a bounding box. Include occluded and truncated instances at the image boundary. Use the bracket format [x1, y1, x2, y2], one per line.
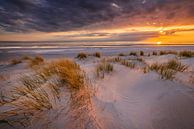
[10, 59, 22, 65]
[159, 51, 177, 55]
[179, 51, 194, 58]
[118, 53, 125, 56]
[152, 51, 157, 56]
[120, 60, 135, 68]
[93, 52, 101, 58]
[76, 52, 87, 60]
[149, 59, 188, 80]
[129, 52, 137, 56]
[96, 61, 113, 78]
[21, 55, 32, 60]
[140, 51, 144, 56]
[0, 59, 99, 128]
[28, 55, 44, 68]
[38, 59, 86, 90]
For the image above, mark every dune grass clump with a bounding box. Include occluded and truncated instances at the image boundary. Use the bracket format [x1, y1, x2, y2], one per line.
[13, 85, 53, 112]
[93, 52, 101, 58]
[38, 59, 86, 90]
[29, 55, 44, 68]
[159, 51, 165, 56]
[143, 66, 149, 73]
[0, 59, 98, 128]
[149, 59, 188, 80]
[114, 57, 122, 62]
[120, 60, 135, 68]
[159, 51, 177, 55]
[76, 52, 87, 60]
[107, 57, 122, 63]
[179, 51, 194, 58]
[136, 57, 143, 62]
[21, 55, 32, 60]
[149, 63, 176, 80]
[10, 59, 22, 65]
[129, 52, 137, 56]
[0, 75, 54, 128]
[152, 51, 157, 56]
[96, 61, 113, 78]
[38, 59, 98, 128]
[140, 51, 144, 56]
[118, 53, 125, 56]
[106, 57, 136, 68]
[166, 59, 188, 72]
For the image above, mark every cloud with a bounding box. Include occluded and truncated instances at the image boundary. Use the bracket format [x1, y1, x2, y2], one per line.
[160, 28, 194, 35]
[0, 0, 193, 33]
[52, 31, 159, 42]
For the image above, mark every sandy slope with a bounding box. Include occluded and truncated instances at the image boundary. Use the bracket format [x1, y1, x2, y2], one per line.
[92, 65, 194, 129]
[1, 54, 194, 129]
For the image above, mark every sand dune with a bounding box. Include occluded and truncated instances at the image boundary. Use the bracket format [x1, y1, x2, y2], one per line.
[93, 65, 194, 129]
[1, 49, 194, 129]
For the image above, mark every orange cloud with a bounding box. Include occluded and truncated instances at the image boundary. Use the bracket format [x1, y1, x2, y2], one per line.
[146, 30, 194, 44]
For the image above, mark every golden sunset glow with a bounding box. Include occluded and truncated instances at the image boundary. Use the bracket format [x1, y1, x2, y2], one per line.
[146, 29, 194, 44]
[0, 25, 194, 44]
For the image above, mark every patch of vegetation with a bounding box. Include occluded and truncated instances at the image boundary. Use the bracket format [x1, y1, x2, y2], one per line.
[136, 57, 143, 62]
[10, 59, 22, 65]
[93, 52, 101, 58]
[29, 55, 44, 68]
[143, 66, 149, 73]
[118, 53, 125, 56]
[120, 60, 135, 68]
[38, 59, 86, 90]
[106, 57, 136, 68]
[107, 57, 122, 63]
[96, 61, 113, 78]
[0, 59, 97, 128]
[129, 52, 137, 56]
[21, 55, 32, 60]
[76, 52, 87, 60]
[152, 51, 157, 56]
[149, 59, 188, 80]
[179, 51, 194, 58]
[140, 51, 144, 56]
[159, 51, 177, 55]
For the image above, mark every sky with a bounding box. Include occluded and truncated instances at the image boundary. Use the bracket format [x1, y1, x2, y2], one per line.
[0, 0, 194, 45]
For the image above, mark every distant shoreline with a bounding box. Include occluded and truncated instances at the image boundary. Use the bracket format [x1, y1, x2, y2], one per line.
[1, 43, 194, 50]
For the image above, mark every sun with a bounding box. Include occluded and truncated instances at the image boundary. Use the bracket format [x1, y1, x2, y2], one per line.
[157, 41, 161, 45]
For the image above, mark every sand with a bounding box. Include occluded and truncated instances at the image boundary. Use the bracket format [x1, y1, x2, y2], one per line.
[1, 46, 194, 129]
[92, 65, 194, 129]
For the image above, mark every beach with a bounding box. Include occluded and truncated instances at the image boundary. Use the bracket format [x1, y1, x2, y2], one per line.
[0, 45, 194, 129]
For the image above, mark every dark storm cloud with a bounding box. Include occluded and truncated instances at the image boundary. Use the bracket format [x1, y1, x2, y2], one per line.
[0, 0, 194, 33]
